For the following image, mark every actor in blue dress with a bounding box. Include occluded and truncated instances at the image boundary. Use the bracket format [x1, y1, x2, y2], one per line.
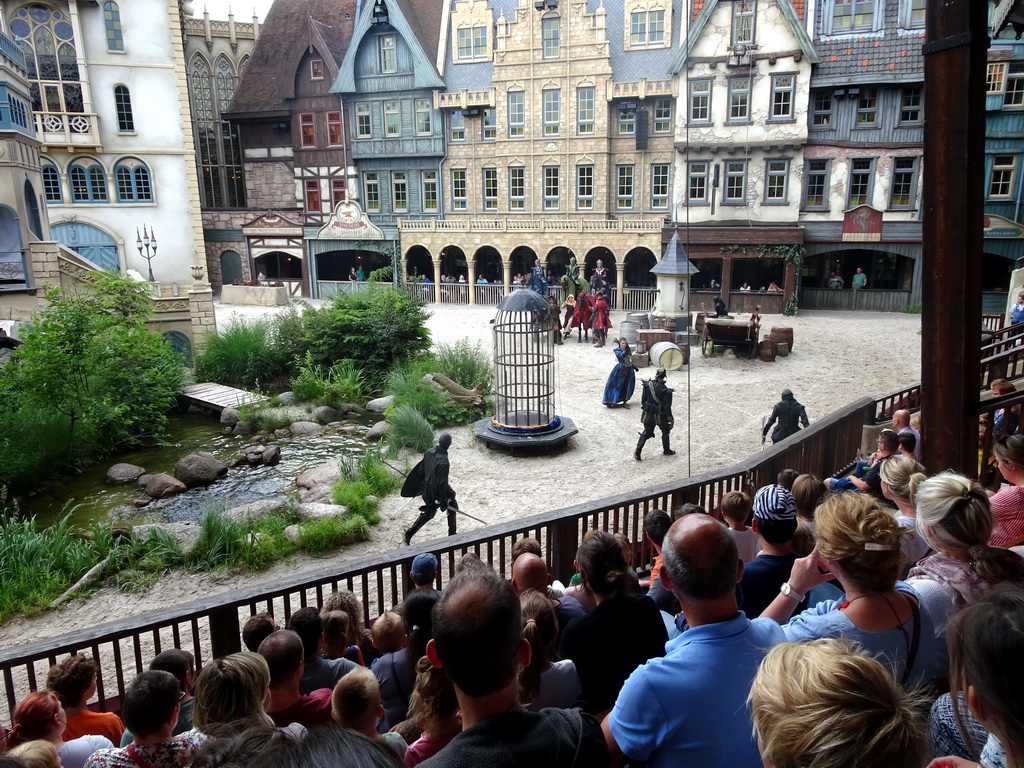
[603, 339, 638, 407]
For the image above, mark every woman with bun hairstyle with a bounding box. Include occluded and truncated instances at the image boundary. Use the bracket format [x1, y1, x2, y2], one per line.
[518, 590, 581, 712]
[6, 691, 113, 768]
[879, 455, 931, 574]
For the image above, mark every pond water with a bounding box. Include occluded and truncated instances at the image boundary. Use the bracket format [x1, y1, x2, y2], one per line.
[22, 411, 373, 529]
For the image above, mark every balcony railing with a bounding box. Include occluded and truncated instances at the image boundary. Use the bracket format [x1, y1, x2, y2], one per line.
[434, 89, 496, 110]
[398, 218, 664, 234]
[608, 78, 675, 101]
[34, 111, 101, 150]
[0, 30, 27, 69]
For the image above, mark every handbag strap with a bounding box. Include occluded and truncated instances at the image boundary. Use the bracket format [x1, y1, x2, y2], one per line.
[899, 593, 922, 687]
[125, 744, 155, 768]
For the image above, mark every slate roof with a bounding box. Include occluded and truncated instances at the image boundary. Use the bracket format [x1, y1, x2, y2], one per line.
[228, 0, 357, 115]
[391, 0, 444, 63]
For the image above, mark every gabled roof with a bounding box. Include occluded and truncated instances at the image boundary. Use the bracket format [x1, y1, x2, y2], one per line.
[331, 0, 445, 94]
[228, 0, 357, 116]
[651, 233, 699, 276]
[670, 0, 818, 74]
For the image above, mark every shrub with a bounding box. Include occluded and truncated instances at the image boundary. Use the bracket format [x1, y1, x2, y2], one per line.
[434, 340, 492, 393]
[298, 514, 370, 554]
[357, 448, 401, 498]
[236, 403, 297, 434]
[185, 506, 247, 570]
[194, 318, 289, 389]
[386, 404, 435, 456]
[901, 303, 923, 314]
[290, 353, 366, 406]
[387, 367, 478, 427]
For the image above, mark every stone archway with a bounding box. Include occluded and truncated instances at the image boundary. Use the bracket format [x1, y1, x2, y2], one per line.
[584, 246, 616, 289]
[405, 245, 433, 280]
[439, 245, 467, 281]
[546, 246, 577, 278]
[510, 245, 537, 279]
[474, 246, 503, 284]
[624, 247, 657, 288]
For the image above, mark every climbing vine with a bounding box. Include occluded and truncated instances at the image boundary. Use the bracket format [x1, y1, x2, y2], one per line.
[720, 244, 805, 269]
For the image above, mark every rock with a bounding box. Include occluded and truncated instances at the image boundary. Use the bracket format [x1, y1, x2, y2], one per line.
[107, 463, 145, 484]
[311, 405, 340, 423]
[366, 395, 395, 413]
[134, 521, 201, 551]
[277, 391, 296, 406]
[145, 473, 187, 498]
[298, 485, 332, 504]
[284, 524, 300, 543]
[274, 428, 291, 440]
[262, 445, 281, 465]
[296, 502, 347, 520]
[290, 421, 323, 437]
[174, 452, 228, 488]
[338, 402, 361, 414]
[133, 497, 152, 508]
[365, 495, 379, 506]
[233, 421, 253, 436]
[339, 424, 360, 434]
[296, 460, 341, 489]
[220, 407, 241, 427]
[365, 421, 390, 441]
[223, 496, 289, 523]
[137, 474, 152, 489]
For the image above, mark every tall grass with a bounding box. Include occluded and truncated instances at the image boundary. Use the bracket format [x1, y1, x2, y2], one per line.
[357, 448, 401, 497]
[386, 404, 435, 456]
[290, 353, 367, 406]
[194, 319, 290, 389]
[434, 340, 492, 393]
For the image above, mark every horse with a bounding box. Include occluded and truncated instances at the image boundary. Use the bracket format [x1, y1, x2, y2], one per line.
[560, 273, 589, 302]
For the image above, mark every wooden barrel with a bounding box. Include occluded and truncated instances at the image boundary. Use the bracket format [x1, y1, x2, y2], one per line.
[627, 312, 651, 329]
[758, 340, 777, 362]
[770, 326, 793, 352]
[620, 319, 640, 343]
[651, 341, 687, 370]
[776, 341, 790, 357]
[695, 312, 707, 335]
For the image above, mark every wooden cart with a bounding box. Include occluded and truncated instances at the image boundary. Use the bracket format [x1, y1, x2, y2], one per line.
[701, 308, 761, 359]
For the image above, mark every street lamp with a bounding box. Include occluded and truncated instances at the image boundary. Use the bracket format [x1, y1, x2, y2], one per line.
[136, 225, 158, 282]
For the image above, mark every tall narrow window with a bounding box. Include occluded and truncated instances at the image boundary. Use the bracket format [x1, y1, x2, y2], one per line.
[327, 111, 343, 146]
[482, 108, 496, 140]
[380, 35, 397, 73]
[653, 98, 672, 133]
[331, 178, 346, 206]
[989, 155, 1018, 198]
[543, 90, 560, 136]
[576, 165, 593, 210]
[114, 85, 134, 132]
[723, 160, 747, 203]
[115, 158, 152, 202]
[847, 158, 875, 206]
[733, 1, 755, 44]
[764, 159, 789, 202]
[310, 59, 324, 80]
[13, 4, 85, 115]
[304, 179, 321, 212]
[770, 75, 795, 120]
[616, 165, 634, 210]
[803, 159, 830, 209]
[508, 91, 525, 137]
[542, 17, 560, 59]
[103, 2, 123, 52]
[482, 168, 498, 211]
[392, 171, 407, 211]
[300, 113, 316, 147]
[728, 77, 750, 122]
[988, 63, 1008, 94]
[856, 88, 878, 126]
[422, 170, 438, 212]
[618, 105, 636, 135]
[384, 101, 400, 137]
[577, 87, 595, 135]
[898, 87, 923, 124]
[415, 99, 432, 135]
[689, 80, 711, 123]
[544, 166, 559, 210]
[449, 111, 465, 141]
[1007, 63, 1024, 108]
[687, 161, 709, 203]
[889, 157, 919, 208]
[355, 102, 371, 138]
[651, 164, 669, 209]
[451, 169, 467, 210]
[812, 92, 833, 126]
[364, 172, 380, 211]
[42, 163, 62, 201]
[509, 167, 525, 210]
[70, 161, 108, 202]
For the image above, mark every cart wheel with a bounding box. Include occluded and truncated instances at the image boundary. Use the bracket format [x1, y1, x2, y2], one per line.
[701, 335, 711, 356]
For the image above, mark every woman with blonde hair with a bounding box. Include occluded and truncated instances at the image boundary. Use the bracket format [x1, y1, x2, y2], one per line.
[403, 657, 460, 766]
[190, 652, 274, 737]
[7, 741, 60, 768]
[5, 691, 112, 768]
[762, 492, 937, 687]
[988, 434, 1024, 546]
[518, 590, 581, 712]
[790, 474, 824, 528]
[879, 455, 931, 574]
[750, 638, 925, 768]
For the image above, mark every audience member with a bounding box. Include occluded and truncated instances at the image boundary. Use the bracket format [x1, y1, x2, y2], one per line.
[510, 538, 543, 562]
[258, 630, 333, 729]
[791, 473, 825, 530]
[826, 430, 899, 495]
[672, 503, 707, 520]
[409, 554, 440, 594]
[603, 514, 785, 768]
[776, 468, 799, 490]
[242, 612, 278, 653]
[404, 657, 460, 767]
[322, 610, 363, 665]
[8, 741, 59, 768]
[640, 511, 679, 614]
[45, 657, 123, 746]
[331, 667, 406, 760]
[510, 553, 585, 630]
[190, 652, 274, 737]
[561, 530, 601, 612]
[370, 611, 406, 657]
[750, 639, 925, 768]
[988, 435, 1024, 546]
[893, 409, 922, 459]
[375, 590, 439, 732]
[119, 650, 196, 746]
[286, 607, 357, 694]
[878, 455, 931, 576]
[720, 491, 758, 563]
[7, 691, 112, 768]
[263, 726, 403, 768]
[518, 590, 581, 712]
[321, 590, 378, 666]
[559, 532, 667, 715]
[188, 726, 298, 768]
[988, 378, 1019, 438]
[737, 485, 803, 617]
[84, 670, 205, 768]
[454, 553, 484, 574]
[420, 567, 608, 767]
[899, 432, 918, 459]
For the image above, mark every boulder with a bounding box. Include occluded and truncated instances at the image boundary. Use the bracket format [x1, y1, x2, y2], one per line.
[145, 473, 187, 498]
[284, 524, 301, 543]
[366, 395, 395, 413]
[220, 407, 241, 427]
[365, 421, 390, 441]
[311, 405, 340, 423]
[298, 485, 332, 504]
[277, 391, 296, 406]
[337, 402, 361, 414]
[134, 521, 201, 552]
[296, 502, 347, 520]
[233, 421, 253, 436]
[290, 421, 324, 437]
[223, 496, 289, 523]
[296, 460, 341, 489]
[174, 452, 228, 488]
[137, 474, 152, 489]
[274, 428, 291, 440]
[262, 445, 281, 466]
[107, 463, 145, 484]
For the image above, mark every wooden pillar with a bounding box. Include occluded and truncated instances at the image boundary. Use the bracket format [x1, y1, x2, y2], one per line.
[920, 0, 986, 475]
[720, 255, 733, 295]
[782, 258, 796, 307]
[209, 605, 242, 659]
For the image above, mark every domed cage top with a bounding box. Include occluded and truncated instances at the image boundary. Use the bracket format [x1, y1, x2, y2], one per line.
[490, 289, 560, 434]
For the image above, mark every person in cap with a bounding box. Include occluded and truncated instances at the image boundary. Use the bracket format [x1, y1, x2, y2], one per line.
[402, 434, 460, 545]
[736, 486, 804, 618]
[635, 369, 674, 461]
[410, 553, 441, 594]
[762, 389, 809, 445]
[826, 429, 899, 496]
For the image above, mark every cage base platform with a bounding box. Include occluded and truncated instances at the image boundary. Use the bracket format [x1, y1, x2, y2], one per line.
[473, 416, 578, 455]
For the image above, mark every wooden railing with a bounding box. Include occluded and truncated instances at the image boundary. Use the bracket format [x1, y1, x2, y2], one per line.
[981, 345, 1024, 389]
[980, 322, 1024, 357]
[977, 388, 1024, 488]
[0, 396, 875, 724]
[872, 383, 922, 424]
[983, 313, 1006, 332]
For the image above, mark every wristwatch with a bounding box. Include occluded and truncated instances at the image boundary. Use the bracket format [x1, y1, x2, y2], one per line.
[780, 582, 805, 602]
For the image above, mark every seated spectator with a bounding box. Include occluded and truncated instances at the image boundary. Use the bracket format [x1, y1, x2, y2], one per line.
[561, 530, 601, 613]
[409, 554, 440, 595]
[878, 455, 931, 576]
[776, 469, 799, 490]
[286, 607, 357, 695]
[511, 537, 542, 561]
[737, 485, 803, 618]
[455, 553, 485, 574]
[518, 590, 581, 712]
[420, 567, 608, 767]
[242, 612, 278, 653]
[510, 553, 585, 631]
[190, 652, 275, 737]
[559, 532, 667, 715]
[893, 408, 923, 459]
[6, 691, 113, 768]
[375, 590, 439, 732]
[767, 281, 782, 292]
[825, 430, 899, 495]
[8, 741, 59, 768]
[641, 510, 680, 615]
[322, 611, 363, 665]
[187, 726, 298, 768]
[258, 630, 333, 730]
[720, 491, 758, 564]
[739, 283, 751, 292]
[119, 650, 196, 746]
[762, 492, 938, 688]
[331, 667, 406, 760]
[46, 656, 123, 746]
[988, 379, 1019, 438]
[988, 435, 1024, 547]
[370, 611, 406, 658]
[265, 726, 402, 768]
[84, 670, 205, 768]
[672, 503, 708, 520]
[405, 656, 460, 767]
[603, 514, 785, 768]
[790, 473, 824, 531]
[750, 639, 925, 768]
[321, 590, 378, 666]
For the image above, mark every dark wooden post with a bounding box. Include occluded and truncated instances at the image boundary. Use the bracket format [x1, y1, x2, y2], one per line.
[920, 0, 986, 475]
[209, 606, 242, 659]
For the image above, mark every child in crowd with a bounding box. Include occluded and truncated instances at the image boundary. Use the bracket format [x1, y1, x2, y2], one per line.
[331, 667, 407, 761]
[519, 590, 581, 712]
[369, 611, 406, 660]
[720, 490, 759, 563]
[403, 657, 460, 767]
[322, 611, 362, 666]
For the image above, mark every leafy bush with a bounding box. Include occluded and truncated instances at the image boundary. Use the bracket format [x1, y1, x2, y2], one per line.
[434, 340, 492, 393]
[290, 353, 366, 406]
[386, 404, 435, 455]
[185, 507, 247, 570]
[783, 294, 799, 317]
[194, 318, 290, 389]
[901, 303, 923, 314]
[357, 448, 401, 498]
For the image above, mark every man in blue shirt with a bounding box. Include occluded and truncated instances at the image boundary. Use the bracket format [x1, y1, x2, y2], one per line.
[602, 515, 785, 768]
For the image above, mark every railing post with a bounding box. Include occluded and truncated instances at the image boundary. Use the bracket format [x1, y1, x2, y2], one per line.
[209, 605, 241, 659]
[549, 517, 580, 584]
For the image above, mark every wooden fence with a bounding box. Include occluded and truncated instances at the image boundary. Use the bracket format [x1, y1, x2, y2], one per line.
[800, 288, 913, 313]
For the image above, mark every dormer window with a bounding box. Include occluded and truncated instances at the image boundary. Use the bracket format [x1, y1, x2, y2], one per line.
[380, 35, 396, 73]
[456, 25, 488, 61]
[310, 59, 324, 80]
[733, 1, 755, 46]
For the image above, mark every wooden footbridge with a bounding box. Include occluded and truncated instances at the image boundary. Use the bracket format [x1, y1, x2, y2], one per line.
[179, 383, 267, 414]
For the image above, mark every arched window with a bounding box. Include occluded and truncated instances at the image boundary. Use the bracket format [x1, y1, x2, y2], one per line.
[10, 4, 83, 114]
[215, 56, 237, 111]
[42, 162, 62, 201]
[103, 2, 123, 51]
[24, 180, 43, 238]
[114, 158, 152, 202]
[114, 84, 133, 131]
[69, 159, 108, 202]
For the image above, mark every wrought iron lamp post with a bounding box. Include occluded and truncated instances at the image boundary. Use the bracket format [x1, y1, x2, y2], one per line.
[136, 225, 158, 282]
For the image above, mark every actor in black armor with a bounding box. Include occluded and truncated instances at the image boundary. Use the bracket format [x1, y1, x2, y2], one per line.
[635, 368, 675, 461]
[402, 433, 459, 545]
[762, 389, 810, 444]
